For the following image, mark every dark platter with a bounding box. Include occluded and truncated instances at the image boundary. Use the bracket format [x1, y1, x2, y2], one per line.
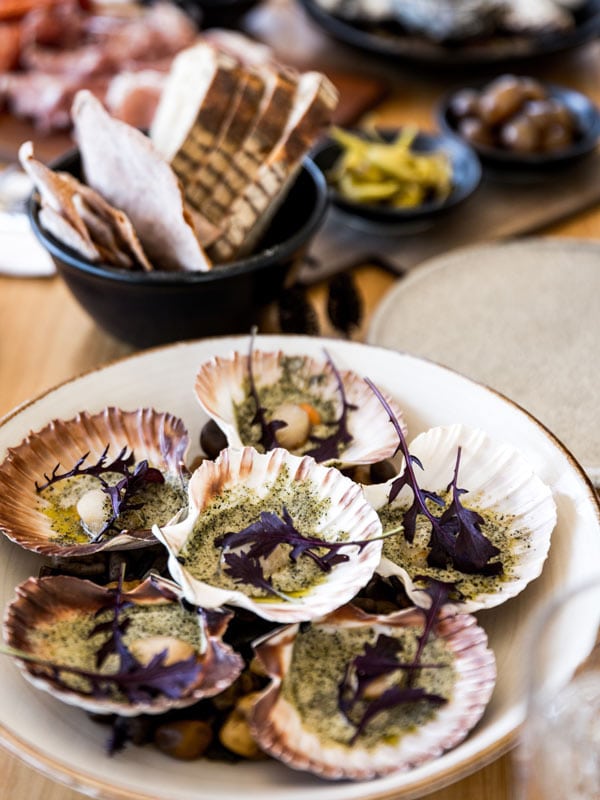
[297, 0, 600, 67]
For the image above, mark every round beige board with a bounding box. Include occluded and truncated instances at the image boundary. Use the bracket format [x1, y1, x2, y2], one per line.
[368, 238, 600, 485]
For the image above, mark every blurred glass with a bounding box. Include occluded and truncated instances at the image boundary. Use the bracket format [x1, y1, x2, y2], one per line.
[516, 576, 600, 800]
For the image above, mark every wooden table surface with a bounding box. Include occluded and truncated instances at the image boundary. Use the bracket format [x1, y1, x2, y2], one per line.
[1, 8, 600, 799]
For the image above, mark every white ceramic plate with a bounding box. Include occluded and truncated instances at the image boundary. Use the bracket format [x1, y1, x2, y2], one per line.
[367, 238, 600, 485]
[0, 334, 598, 800]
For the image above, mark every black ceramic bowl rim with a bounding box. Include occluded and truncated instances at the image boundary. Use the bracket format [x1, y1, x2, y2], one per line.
[437, 81, 600, 167]
[312, 128, 481, 223]
[28, 153, 327, 286]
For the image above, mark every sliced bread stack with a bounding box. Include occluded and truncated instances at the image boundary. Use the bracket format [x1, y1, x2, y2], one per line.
[150, 37, 338, 263]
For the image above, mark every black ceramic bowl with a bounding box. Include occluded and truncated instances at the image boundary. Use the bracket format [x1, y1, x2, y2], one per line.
[438, 81, 600, 171]
[29, 151, 327, 348]
[171, 0, 261, 28]
[312, 129, 481, 229]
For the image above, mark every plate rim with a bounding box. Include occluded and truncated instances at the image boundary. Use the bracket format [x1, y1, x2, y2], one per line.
[0, 333, 598, 800]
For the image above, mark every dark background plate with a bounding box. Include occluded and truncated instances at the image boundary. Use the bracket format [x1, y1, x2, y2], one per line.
[297, 0, 600, 67]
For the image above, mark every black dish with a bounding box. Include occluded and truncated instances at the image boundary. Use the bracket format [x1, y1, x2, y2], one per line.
[29, 151, 327, 349]
[297, 0, 600, 68]
[171, 0, 261, 29]
[438, 82, 600, 171]
[312, 129, 481, 228]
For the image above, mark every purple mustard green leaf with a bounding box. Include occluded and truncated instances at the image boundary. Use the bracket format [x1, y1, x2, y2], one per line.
[409, 578, 453, 673]
[246, 331, 286, 452]
[218, 508, 364, 576]
[349, 685, 446, 744]
[35, 444, 165, 542]
[435, 449, 502, 575]
[222, 552, 293, 601]
[304, 351, 357, 463]
[365, 378, 503, 579]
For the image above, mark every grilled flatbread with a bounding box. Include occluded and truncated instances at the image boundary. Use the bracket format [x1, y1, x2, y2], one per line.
[72, 90, 212, 272]
[20, 140, 152, 270]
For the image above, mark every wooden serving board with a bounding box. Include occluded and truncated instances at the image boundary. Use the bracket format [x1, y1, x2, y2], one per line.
[300, 149, 600, 280]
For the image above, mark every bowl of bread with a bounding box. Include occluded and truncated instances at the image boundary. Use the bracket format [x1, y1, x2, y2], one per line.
[26, 38, 336, 348]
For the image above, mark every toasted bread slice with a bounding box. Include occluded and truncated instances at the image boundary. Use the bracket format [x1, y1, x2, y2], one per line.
[184, 69, 267, 212]
[72, 90, 211, 272]
[150, 43, 243, 183]
[198, 65, 298, 228]
[208, 72, 338, 262]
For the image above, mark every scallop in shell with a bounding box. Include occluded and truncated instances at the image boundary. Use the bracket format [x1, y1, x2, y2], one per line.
[249, 603, 496, 780]
[366, 424, 557, 613]
[0, 407, 189, 558]
[194, 348, 406, 467]
[153, 446, 383, 623]
[3, 575, 244, 716]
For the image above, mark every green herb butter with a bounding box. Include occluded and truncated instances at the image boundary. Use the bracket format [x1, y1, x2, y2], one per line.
[235, 356, 339, 455]
[282, 624, 455, 748]
[379, 494, 528, 601]
[180, 468, 337, 597]
[39, 472, 186, 545]
[28, 602, 202, 697]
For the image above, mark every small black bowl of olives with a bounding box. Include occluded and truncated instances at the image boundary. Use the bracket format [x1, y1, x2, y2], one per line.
[438, 74, 600, 172]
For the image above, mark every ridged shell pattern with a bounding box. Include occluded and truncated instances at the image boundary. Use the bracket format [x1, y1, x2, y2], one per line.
[365, 424, 557, 613]
[0, 407, 189, 557]
[3, 575, 244, 716]
[250, 604, 496, 780]
[194, 349, 407, 467]
[153, 446, 383, 623]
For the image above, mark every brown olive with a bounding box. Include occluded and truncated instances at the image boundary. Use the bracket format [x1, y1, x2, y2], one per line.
[499, 115, 541, 153]
[525, 98, 575, 132]
[519, 77, 548, 102]
[369, 459, 397, 484]
[457, 116, 495, 147]
[219, 699, 266, 759]
[200, 419, 228, 459]
[154, 719, 213, 760]
[449, 88, 481, 119]
[542, 123, 574, 152]
[547, 99, 575, 130]
[478, 75, 527, 125]
[523, 99, 559, 130]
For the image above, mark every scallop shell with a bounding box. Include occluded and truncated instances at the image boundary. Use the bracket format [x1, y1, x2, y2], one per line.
[3, 575, 244, 716]
[249, 603, 496, 780]
[365, 424, 557, 613]
[0, 407, 189, 557]
[194, 348, 406, 467]
[153, 446, 383, 623]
